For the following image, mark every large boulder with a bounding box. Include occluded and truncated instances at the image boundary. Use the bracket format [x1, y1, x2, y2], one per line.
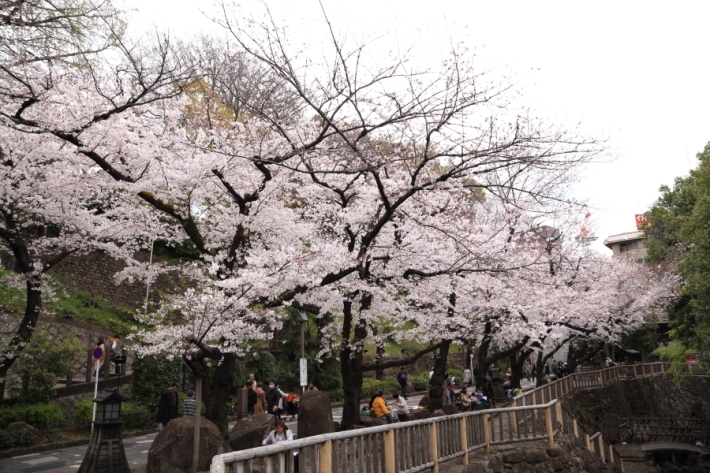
[146, 417, 228, 473]
[399, 409, 430, 422]
[6, 421, 45, 445]
[360, 416, 388, 427]
[418, 395, 430, 408]
[297, 392, 334, 438]
[229, 413, 275, 451]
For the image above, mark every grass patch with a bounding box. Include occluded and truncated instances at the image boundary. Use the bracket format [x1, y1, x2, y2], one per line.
[0, 268, 146, 334]
[50, 292, 146, 334]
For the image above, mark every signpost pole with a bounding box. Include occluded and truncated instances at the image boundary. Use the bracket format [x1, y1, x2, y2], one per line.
[91, 360, 99, 432]
[90, 346, 104, 432]
[297, 312, 308, 394]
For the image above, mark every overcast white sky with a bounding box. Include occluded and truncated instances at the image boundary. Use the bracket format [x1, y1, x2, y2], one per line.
[122, 0, 710, 254]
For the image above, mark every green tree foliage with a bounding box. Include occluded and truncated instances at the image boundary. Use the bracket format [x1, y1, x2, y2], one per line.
[645, 142, 710, 363]
[10, 329, 83, 403]
[130, 355, 183, 410]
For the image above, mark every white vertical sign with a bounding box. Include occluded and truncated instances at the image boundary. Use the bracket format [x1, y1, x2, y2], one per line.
[300, 358, 308, 387]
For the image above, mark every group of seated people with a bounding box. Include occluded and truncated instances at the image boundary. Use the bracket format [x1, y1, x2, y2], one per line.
[363, 390, 410, 423]
[454, 388, 491, 411]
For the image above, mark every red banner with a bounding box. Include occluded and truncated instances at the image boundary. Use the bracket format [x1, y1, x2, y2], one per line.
[635, 214, 649, 230]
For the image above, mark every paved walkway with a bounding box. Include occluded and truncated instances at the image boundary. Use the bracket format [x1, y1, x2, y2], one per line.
[0, 379, 537, 473]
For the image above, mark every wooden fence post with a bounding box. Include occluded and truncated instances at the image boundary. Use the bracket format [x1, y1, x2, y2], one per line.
[545, 406, 555, 447]
[555, 401, 563, 438]
[319, 440, 332, 473]
[102, 343, 111, 380]
[430, 422, 439, 473]
[573, 419, 579, 439]
[460, 417, 469, 465]
[597, 437, 605, 462]
[384, 430, 396, 473]
[511, 400, 518, 433]
[598, 371, 604, 388]
[483, 414, 491, 454]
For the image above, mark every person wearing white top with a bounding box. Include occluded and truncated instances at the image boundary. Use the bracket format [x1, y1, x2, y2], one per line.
[262, 419, 293, 445]
[390, 393, 409, 416]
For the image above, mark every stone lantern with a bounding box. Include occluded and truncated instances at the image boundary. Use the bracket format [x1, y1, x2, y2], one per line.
[488, 365, 505, 400]
[78, 388, 131, 473]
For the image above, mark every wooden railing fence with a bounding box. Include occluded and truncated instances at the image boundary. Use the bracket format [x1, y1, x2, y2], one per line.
[211, 361, 694, 473]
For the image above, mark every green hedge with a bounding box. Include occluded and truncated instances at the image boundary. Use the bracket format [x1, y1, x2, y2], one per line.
[410, 373, 429, 391]
[74, 400, 93, 429]
[322, 389, 344, 403]
[0, 429, 36, 449]
[361, 377, 401, 399]
[0, 404, 64, 431]
[74, 400, 155, 430]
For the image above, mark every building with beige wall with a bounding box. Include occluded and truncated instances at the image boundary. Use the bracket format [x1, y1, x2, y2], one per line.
[603, 230, 647, 262]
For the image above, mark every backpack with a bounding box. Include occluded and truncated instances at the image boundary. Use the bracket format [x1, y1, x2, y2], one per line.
[397, 371, 407, 382]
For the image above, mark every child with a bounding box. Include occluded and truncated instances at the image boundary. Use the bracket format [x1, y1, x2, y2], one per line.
[183, 390, 196, 417]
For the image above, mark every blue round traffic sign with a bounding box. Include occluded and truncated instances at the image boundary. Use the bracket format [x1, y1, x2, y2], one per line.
[92, 347, 104, 360]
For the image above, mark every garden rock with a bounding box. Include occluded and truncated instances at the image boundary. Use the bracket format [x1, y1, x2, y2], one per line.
[298, 392, 334, 438]
[146, 417, 228, 473]
[418, 395, 430, 408]
[399, 409, 430, 422]
[229, 414, 274, 451]
[6, 421, 45, 445]
[360, 416, 388, 427]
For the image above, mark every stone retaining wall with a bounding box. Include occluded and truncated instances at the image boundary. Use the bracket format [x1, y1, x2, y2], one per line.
[563, 375, 710, 435]
[462, 435, 621, 473]
[0, 315, 134, 399]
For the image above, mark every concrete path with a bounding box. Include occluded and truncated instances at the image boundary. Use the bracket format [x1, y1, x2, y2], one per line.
[0, 379, 538, 473]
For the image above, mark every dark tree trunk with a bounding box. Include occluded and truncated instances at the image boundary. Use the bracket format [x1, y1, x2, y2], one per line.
[203, 353, 236, 437]
[375, 345, 385, 381]
[475, 342, 491, 390]
[0, 275, 42, 380]
[509, 350, 531, 389]
[340, 347, 365, 430]
[567, 340, 604, 374]
[427, 340, 451, 412]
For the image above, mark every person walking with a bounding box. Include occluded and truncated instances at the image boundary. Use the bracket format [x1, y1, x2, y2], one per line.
[183, 390, 196, 417]
[266, 381, 287, 419]
[397, 368, 408, 399]
[462, 368, 472, 387]
[254, 382, 266, 414]
[156, 383, 179, 430]
[246, 381, 257, 417]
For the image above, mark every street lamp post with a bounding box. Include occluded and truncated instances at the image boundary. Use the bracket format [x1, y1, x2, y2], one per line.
[297, 311, 309, 394]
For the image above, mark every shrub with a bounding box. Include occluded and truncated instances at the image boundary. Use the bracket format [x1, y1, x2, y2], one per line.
[0, 404, 64, 431]
[121, 403, 155, 430]
[10, 329, 84, 404]
[322, 389, 344, 403]
[410, 373, 429, 391]
[73, 399, 94, 429]
[74, 400, 156, 430]
[0, 428, 36, 449]
[131, 355, 183, 410]
[448, 369, 463, 382]
[361, 377, 400, 399]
